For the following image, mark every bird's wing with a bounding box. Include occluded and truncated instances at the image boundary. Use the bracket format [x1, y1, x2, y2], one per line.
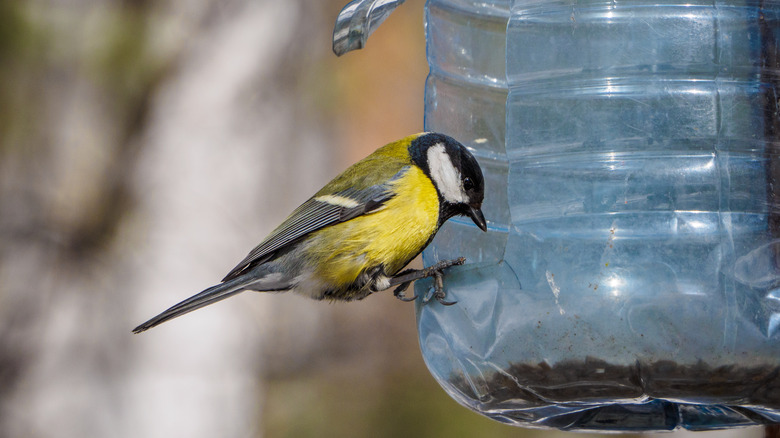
[221, 183, 396, 281]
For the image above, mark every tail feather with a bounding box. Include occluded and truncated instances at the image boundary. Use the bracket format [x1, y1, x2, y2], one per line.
[133, 276, 251, 334]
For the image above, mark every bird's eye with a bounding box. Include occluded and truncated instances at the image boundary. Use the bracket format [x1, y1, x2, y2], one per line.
[463, 177, 474, 191]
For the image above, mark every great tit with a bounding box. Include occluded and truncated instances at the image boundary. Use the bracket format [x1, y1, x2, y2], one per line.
[133, 132, 486, 333]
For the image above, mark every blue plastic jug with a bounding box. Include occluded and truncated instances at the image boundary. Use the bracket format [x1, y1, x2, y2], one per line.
[417, 0, 780, 430]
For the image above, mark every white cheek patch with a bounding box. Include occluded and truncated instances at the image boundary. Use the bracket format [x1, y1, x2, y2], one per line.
[427, 143, 465, 203]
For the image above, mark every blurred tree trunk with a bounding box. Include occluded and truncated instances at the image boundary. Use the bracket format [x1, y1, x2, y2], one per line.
[0, 1, 334, 436]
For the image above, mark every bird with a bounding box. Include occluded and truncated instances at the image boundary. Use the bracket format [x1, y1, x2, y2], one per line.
[133, 132, 486, 333]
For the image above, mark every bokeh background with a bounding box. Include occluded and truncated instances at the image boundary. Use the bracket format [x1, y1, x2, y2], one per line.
[0, 0, 771, 437]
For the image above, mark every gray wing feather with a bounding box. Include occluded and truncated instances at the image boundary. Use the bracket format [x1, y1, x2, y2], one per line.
[222, 184, 394, 281]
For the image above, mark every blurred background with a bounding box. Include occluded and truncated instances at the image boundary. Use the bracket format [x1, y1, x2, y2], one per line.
[0, 0, 770, 437]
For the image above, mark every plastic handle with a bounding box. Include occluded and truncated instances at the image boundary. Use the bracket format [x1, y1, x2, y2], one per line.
[332, 0, 406, 56]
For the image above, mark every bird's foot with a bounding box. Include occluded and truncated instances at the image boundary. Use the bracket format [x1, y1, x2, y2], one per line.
[424, 269, 458, 306]
[388, 257, 465, 305]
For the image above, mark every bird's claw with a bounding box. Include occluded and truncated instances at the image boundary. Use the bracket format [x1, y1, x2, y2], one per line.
[416, 258, 465, 304]
[422, 269, 458, 306]
[393, 281, 418, 302]
[433, 292, 458, 306]
[389, 257, 465, 305]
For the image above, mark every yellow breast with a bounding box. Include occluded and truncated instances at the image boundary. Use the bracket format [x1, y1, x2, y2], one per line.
[306, 165, 440, 296]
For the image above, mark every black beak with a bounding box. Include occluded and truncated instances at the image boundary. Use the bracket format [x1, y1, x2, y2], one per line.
[467, 205, 487, 232]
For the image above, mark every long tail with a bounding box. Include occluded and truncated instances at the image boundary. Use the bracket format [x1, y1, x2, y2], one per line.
[133, 276, 251, 334]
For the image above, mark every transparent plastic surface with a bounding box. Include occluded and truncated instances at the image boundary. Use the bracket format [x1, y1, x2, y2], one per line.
[419, 0, 780, 430]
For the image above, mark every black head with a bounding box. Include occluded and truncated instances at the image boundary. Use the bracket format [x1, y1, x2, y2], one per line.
[409, 133, 486, 231]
